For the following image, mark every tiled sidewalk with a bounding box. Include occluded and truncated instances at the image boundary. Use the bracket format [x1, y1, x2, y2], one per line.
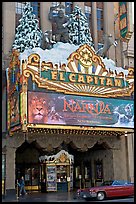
[2, 191, 79, 202]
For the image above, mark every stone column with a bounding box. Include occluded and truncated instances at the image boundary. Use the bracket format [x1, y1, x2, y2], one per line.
[5, 147, 16, 200]
[126, 133, 134, 182]
[92, 2, 98, 50]
[40, 2, 52, 32]
[2, 2, 16, 69]
[112, 136, 127, 180]
[103, 2, 115, 61]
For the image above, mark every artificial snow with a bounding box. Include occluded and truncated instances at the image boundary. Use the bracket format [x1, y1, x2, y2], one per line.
[102, 57, 128, 75]
[19, 42, 128, 75]
[19, 42, 79, 65]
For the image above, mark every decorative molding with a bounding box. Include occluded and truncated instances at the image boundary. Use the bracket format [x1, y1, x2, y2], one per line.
[21, 44, 134, 98]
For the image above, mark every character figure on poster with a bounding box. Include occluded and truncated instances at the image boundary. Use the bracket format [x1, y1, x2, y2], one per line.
[28, 93, 48, 123]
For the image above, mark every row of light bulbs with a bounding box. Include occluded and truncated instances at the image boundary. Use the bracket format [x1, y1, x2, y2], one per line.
[27, 128, 123, 137]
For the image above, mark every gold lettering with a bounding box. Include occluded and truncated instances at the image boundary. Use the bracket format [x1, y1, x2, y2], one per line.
[99, 77, 105, 85]
[94, 76, 98, 85]
[86, 75, 94, 84]
[78, 75, 85, 83]
[114, 79, 122, 87]
[106, 78, 113, 86]
[69, 73, 76, 82]
[51, 71, 57, 80]
[59, 72, 65, 81]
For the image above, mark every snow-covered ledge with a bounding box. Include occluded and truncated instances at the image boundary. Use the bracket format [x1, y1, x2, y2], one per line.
[39, 149, 74, 164]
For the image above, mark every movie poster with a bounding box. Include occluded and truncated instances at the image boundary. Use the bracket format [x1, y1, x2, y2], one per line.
[28, 91, 134, 128]
[46, 166, 57, 191]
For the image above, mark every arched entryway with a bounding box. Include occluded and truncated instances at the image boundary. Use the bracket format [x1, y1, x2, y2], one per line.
[15, 140, 44, 191]
[57, 141, 113, 189]
[16, 139, 113, 192]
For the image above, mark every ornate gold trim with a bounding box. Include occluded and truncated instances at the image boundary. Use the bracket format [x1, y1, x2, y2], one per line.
[21, 44, 134, 98]
[23, 68, 134, 98]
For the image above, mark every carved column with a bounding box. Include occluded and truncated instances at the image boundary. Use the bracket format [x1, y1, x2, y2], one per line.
[103, 2, 115, 60]
[92, 2, 98, 50]
[2, 2, 16, 70]
[5, 146, 17, 200]
[126, 133, 134, 182]
[40, 2, 52, 32]
[112, 136, 127, 180]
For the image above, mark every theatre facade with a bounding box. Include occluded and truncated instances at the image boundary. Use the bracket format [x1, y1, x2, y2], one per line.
[3, 44, 134, 197]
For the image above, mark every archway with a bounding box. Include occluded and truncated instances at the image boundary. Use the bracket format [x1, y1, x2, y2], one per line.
[15, 139, 113, 192]
[15, 140, 44, 191]
[46, 140, 113, 189]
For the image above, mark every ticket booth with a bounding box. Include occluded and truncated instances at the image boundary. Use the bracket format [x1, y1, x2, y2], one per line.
[39, 150, 74, 192]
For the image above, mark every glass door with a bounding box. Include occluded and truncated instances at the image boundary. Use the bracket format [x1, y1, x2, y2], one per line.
[56, 165, 68, 192]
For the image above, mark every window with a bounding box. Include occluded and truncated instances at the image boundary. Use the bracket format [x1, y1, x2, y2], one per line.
[65, 2, 73, 16]
[52, 2, 73, 17]
[52, 2, 60, 17]
[31, 2, 38, 17]
[16, 2, 26, 27]
[52, 2, 60, 7]
[16, 2, 26, 15]
[85, 6, 91, 26]
[97, 8, 103, 31]
[24, 166, 40, 186]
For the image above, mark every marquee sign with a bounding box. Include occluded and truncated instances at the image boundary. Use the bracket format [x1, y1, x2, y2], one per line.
[23, 44, 134, 98]
[7, 45, 134, 134]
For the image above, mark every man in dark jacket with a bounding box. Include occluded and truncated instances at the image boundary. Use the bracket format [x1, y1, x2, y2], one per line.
[18, 176, 27, 196]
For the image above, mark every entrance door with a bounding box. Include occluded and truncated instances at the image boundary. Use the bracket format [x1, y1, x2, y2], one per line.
[84, 162, 92, 188]
[16, 141, 43, 191]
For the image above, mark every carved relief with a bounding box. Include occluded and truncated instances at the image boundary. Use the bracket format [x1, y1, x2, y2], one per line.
[8, 132, 121, 152]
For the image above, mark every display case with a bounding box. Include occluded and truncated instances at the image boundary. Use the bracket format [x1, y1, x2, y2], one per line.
[39, 150, 74, 192]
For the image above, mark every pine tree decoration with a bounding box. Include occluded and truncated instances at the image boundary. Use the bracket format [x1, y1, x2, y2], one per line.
[67, 6, 93, 47]
[12, 3, 42, 52]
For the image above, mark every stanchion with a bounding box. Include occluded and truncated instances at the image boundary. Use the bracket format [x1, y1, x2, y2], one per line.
[16, 179, 19, 200]
[79, 175, 82, 189]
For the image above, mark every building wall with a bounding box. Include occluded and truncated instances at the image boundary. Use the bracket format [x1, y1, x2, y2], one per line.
[3, 132, 132, 192]
[2, 2, 134, 70]
[2, 2, 134, 199]
[91, 149, 114, 181]
[2, 2, 16, 70]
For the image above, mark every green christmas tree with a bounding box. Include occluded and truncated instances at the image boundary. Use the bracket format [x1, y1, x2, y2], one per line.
[67, 6, 93, 46]
[12, 3, 42, 52]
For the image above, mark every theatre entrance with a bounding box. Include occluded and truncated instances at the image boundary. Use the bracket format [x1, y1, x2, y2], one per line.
[15, 140, 44, 191]
[16, 139, 111, 192]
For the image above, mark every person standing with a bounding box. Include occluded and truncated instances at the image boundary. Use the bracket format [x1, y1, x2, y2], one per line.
[18, 176, 27, 196]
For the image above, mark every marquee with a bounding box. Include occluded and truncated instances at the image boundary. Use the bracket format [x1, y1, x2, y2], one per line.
[7, 44, 134, 135]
